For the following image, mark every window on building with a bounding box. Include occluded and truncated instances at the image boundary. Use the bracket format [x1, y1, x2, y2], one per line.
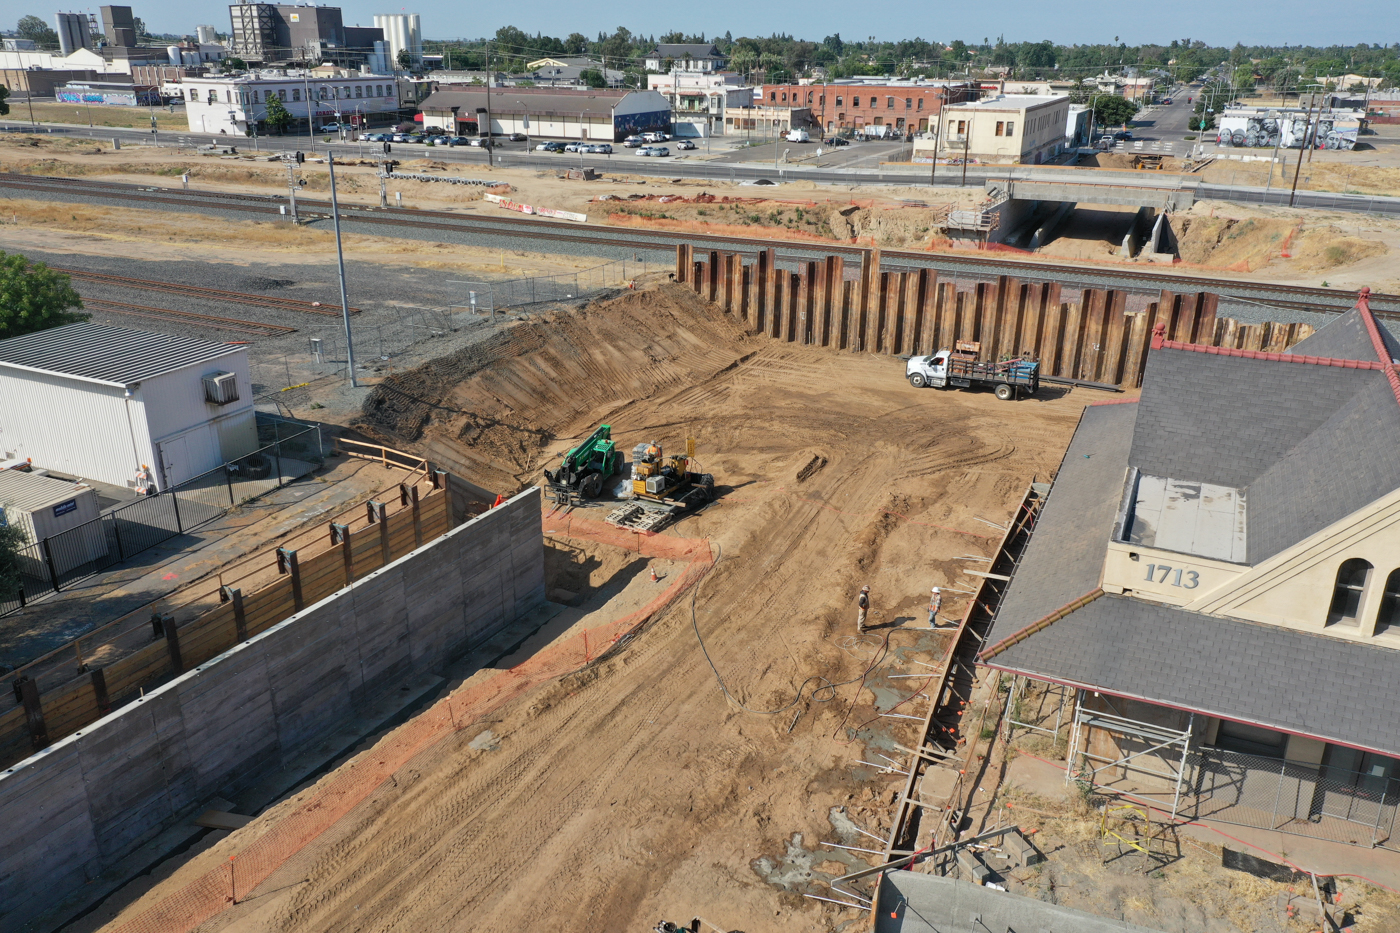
[852, 96, 860, 107]
[1005, 121, 1015, 135]
[355, 86, 362, 98]
[819, 94, 824, 105]
[886, 96, 894, 108]
[1214, 720, 1288, 759]
[835, 96, 842, 106]
[896, 117, 904, 128]
[1328, 558, 1372, 626]
[873, 117, 882, 126]
[190, 88, 199, 101]
[905, 97, 911, 109]
[781, 92, 787, 102]
[807, 91, 813, 103]
[1376, 569, 1400, 634]
[770, 91, 776, 101]
[995, 121, 1005, 136]
[917, 98, 923, 111]
[292, 87, 300, 101]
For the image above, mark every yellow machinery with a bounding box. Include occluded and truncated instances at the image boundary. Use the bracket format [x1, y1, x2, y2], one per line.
[629, 437, 714, 508]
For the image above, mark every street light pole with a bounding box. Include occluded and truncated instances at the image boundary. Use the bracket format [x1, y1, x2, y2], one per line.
[1289, 91, 1317, 208]
[326, 153, 357, 387]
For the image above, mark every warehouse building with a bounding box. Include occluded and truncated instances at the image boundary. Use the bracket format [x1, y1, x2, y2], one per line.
[978, 291, 1400, 847]
[178, 72, 397, 135]
[0, 323, 256, 493]
[914, 94, 1071, 164]
[758, 80, 977, 136]
[417, 87, 670, 142]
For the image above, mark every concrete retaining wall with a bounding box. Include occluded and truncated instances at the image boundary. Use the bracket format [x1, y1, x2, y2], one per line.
[0, 488, 544, 927]
[875, 871, 1164, 932]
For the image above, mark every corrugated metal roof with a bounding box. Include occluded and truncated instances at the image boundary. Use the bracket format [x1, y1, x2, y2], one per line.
[0, 470, 92, 511]
[0, 322, 243, 387]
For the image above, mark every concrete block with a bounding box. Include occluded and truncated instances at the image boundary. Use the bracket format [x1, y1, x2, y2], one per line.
[1004, 828, 1044, 867]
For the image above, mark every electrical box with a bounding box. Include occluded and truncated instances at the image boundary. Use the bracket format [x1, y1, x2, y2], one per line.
[202, 372, 239, 405]
[645, 476, 667, 494]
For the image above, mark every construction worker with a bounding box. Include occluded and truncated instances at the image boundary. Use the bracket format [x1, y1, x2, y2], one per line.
[928, 586, 943, 628]
[857, 585, 871, 634]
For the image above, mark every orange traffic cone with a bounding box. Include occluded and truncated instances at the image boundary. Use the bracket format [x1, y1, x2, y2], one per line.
[650, 567, 659, 582]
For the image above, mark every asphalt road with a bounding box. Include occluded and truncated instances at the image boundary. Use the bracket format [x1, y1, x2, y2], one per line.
[5, 119, 1398, 218]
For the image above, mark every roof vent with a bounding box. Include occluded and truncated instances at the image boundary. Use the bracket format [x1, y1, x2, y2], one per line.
[203, 371, 239, 405]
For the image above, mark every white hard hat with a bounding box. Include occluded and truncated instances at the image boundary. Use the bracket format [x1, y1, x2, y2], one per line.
[861, 584, 870, 592]
[932, 586, 940, 593]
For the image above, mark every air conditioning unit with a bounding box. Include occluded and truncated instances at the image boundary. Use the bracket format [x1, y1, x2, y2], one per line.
[202, 371, 239, 405]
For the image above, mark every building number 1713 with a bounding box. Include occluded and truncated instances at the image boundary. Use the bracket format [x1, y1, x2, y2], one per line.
[1145, 564, 1199, 589]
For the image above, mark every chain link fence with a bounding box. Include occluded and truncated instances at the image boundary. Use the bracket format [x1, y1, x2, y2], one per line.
[249, 257, 649, 395]
[1183, 747, 1400, 849]
[0, 414, 322, 617]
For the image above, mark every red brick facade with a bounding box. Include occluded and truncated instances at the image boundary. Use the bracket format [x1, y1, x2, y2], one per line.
[759, 82, 977, 135]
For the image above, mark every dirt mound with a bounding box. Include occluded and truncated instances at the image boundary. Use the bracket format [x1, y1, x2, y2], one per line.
[1176, 210, 1389, 272]
[605, 198, 948, 248]
[358, 285, 757, 491]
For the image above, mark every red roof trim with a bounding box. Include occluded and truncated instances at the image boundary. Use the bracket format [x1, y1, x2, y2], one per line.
[1156, 339, 1387, 370]
[1353, 287, 1400, 407]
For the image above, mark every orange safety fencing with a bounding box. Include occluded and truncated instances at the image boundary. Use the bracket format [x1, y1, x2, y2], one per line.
[108, 509, 713, 933]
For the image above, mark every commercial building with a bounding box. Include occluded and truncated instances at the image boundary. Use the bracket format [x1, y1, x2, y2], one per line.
[178, 72, 398, 134]
[57, 80, 160, 105]
[915, 94, 1071, 164]
[0, 323, 256, 492]
[979, 293, 1400, 847]
[643, 43, 727, 74]
[373, 13, 420, 66]
[228, 3, 384, 66]
[758, 80, 976, 136]
[417, 87, 670, 142]
[649, 71, 751, 136]
[723, 104, 814, 137]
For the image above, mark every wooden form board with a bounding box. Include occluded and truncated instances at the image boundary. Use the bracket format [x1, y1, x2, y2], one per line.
[676, 245, 1314, 387]
[0, 490, 453, 765]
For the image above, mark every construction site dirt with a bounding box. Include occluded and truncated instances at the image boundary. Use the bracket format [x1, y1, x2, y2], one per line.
[86, 284, 1086, 932]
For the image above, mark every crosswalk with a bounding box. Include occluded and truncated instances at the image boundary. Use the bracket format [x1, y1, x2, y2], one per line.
[1113, 140, 1177, 155]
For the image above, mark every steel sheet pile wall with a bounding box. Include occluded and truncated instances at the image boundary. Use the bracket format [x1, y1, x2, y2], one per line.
[675, 245, 1316, 386]
[0, 488, 544, 929]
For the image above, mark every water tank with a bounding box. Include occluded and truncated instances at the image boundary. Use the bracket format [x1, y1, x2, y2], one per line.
[196, 24, 218, 44]
[167, 44, 181, 65]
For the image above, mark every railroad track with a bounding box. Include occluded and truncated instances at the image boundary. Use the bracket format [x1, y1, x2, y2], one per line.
[53, 267, 357, 316]
[7, 172, 1398, 316]
[81, 298, 298, 337]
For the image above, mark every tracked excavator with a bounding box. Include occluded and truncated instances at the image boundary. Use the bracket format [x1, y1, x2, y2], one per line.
[542, 424, 621, 505]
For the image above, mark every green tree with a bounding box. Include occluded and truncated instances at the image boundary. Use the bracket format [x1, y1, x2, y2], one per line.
[15, 14, 59, 49]
[397, 48, 413, 70]
[1087, 94, 1139, 128]
[0, 85, 9, 117]
[0, 521, 27, 605]
[579, 68, 606, 88]
[263, 91, 292, 133]
[0, 252, 86, 341]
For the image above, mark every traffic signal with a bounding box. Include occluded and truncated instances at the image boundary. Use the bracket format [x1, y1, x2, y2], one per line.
[294, 150, 305, 163]
[383, 141, 392, 154]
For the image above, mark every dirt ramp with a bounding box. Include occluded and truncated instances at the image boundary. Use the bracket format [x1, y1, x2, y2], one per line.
[359, 285, 758, 491]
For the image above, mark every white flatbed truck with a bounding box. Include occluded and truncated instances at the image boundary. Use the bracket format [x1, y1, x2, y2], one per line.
[906, 348, 1040, 400]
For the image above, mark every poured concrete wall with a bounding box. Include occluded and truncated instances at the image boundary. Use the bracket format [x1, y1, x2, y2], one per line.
[875, 871, 1164, 932]
[0, 488, 544, 928]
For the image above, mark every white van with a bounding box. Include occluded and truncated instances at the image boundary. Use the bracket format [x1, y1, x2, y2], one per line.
[785, 129, 810, 143]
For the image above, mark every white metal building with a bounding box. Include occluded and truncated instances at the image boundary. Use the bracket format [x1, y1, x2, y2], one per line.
[0, 323, 257, 492]
[0, 470, 102, 547]
[177, 72, 398, 135]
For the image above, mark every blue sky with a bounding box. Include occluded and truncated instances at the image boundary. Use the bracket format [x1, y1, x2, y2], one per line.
[39, 0, 1399, 47]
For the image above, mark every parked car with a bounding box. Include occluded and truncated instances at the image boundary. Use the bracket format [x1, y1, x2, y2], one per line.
[319, 123, 343, 132]
[391, 132, 412, 142]
[823, 136, 850, 146]
[1095, 135, 1114, 150]
[638, 146, 669, 157]
[428, 135, 451, 145]
[1113, 130, 1134, 140]
[641, 131, 670, 143]
[448, 136, 472, 146]
[564, 142, 582, 152]
[623, 135, 644, 147]
[675, 139, 696, 150]
[785, 129, 810, 143]
[468, 137, 493, 147]
[509, 132, 527, 141]
[584, 143, 613, 154]
[536, 140, 565, 152]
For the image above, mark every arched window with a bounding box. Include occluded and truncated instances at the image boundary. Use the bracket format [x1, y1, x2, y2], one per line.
[1327, 558, 1372, 626]
[1377, 570, 1400, 634]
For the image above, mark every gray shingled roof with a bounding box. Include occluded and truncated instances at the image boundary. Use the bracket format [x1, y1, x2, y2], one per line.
[987, 402, 1135, 639]
[1128, 347, 1365, 489]
[648, 44, 725, 60]
[1247, 372, 1400, 562]
[983, 594, 1400, 757]
[1286, 306, 1400, 363]
[0, 322, 242, 387]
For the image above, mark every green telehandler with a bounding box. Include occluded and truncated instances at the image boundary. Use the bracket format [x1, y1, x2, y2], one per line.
[542, 424, 621, 505]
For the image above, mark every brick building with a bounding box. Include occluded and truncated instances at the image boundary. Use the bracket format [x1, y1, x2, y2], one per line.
[758, 81, 976, 136]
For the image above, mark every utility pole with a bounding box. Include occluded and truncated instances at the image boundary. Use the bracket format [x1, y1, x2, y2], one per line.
[326, 153, 357, 387]
[303, 72, 314, 142]
[929, 114, 940, 187]
[961, 114, 971, 187]
[484, 42, 495, 167]
[1289, 91, 1317, 208]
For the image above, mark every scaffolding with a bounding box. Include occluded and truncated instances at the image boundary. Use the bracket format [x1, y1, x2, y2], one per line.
[1002, 674, 1073, 743]
[1066, 695, 1195, 820]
